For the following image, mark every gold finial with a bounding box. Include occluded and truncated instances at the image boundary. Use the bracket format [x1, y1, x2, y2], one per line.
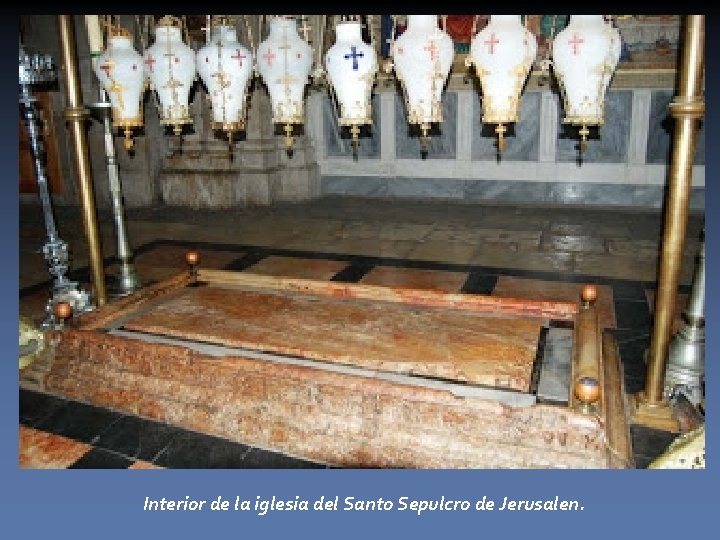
[157, 15, 182, 28]
[419, 123, 431, 156]
[109, 24, 132, 39]
[284, 123, 294, 153]
[123, 127, 134, 150]
[579, 125, 589, 153]
[495, 123, 507, 153]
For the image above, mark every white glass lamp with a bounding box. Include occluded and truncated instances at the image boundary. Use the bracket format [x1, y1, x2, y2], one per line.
[551, 15, 621, 152]
[388, 15, 454, 152]
[93, 25, 145, 150]
[324, 20, 378, 152]
[257, 16, 313, 153]
[196, 17, 254, 144]
[144, 15, 197, 136]
[467, 15, 537, 152]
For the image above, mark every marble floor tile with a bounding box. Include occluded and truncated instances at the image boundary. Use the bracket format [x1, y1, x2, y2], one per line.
[128, 460, 165, 469]
[323, 238, 416, 259]
[406, 241, 483, 265]
[94, 415, 180, 462]
[573, 253, 658, 282]
[19, 425, 91, 469]
[245, 256, 349, 280]
[69, 447, 134, 469]
[540, 234, 607, 254]
[360, 266, 468, 293]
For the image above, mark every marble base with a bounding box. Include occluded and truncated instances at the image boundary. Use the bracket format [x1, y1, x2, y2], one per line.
[321, 175, 705, 210]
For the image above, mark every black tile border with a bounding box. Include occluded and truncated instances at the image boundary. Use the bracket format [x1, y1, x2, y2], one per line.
[330, 260, 375, 283]
[21, 236, 664, 308]
[68, 447, 134, 469]
[19, 389, 68, 428]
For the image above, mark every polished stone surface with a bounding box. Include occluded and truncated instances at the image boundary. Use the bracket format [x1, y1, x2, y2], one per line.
[246, 256, 349, 280]
[471, 92, 540, 161]
[360, 266, 468, 292]
[19, 426, 91, 468]
[321, 177, 705, 209]
[536, 328, 573, 403]
[396, 91, 457, 159]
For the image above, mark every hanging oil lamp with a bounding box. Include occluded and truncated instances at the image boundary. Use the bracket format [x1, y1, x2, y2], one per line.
[551, 15, 621, 153]
[386, 15, 454, 155]
[196, 16, 254, 148]
[324, 18, 378, 155]
[257, 16, 313, 155]
[466, 15, 537, 152]
[92, 23, 145, 150]
[144, 15, 196, 137]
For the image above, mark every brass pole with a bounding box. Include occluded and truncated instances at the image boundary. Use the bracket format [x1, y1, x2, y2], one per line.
[632, 15, 704, 431]
[57, 15, 107, 306]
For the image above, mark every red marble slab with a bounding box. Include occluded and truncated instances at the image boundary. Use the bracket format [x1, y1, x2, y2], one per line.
[360, 266, 468, 293]
[128, 460, 164, 469]
[246, 256, 348, 280]
[123, 284, 543, 392]
[492, 277, 616, 329]
[19, 425, 91, 469]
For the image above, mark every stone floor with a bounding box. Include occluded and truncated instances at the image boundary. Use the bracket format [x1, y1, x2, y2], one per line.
[18, 196, 705, 468]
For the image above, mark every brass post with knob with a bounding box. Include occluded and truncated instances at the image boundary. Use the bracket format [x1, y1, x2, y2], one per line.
[571, 285, 603, 416]
[53, 301, 73, 330]
[186, 250, 200, 286]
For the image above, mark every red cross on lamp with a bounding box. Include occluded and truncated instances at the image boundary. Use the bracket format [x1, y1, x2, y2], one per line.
[387, 15, 454, 156]
[551, 16, 621, 154]
[92, 24, 146, 150]
[144, 15, 197, 137]
[196, 16, 254, 148]
[466, 16, 537, 153]
[257, 16, 313, 155]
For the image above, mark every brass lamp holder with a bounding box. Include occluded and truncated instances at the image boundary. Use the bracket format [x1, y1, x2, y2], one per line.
[20, 43, 93, 328]
[284, 123, 295, 156]
[495, 123, 507, 153]
[579, 124, 590, 153]
[419, 122, 431, 158]
[87, 90, 141, 297]
[349, 123, 360, 160]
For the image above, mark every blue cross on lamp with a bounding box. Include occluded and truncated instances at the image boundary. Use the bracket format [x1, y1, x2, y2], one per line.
[344, 46, 364, 70]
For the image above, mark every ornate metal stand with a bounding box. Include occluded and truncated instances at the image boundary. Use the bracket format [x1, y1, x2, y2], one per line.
[88, 89, 140, 296]
[664, 229, 705, 405]
[19, 44, 93, 328]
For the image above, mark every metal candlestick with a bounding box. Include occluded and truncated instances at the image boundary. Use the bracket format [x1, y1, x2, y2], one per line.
[88, 89, 140, 296]
[19, 43, 93, 328]
[664, 229, 705, 405]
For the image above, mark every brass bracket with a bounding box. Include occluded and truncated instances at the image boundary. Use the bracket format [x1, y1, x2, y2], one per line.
[629, 391, 680, 433]
[63, 106, 89, 121]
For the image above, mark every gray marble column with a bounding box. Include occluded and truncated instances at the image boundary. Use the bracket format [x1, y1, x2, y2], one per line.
[456, 90, 473, 162]
[306, 90, 325, 161]
[628, 89, 651, 165]
[538, 90, 558, 163]
[379, 90, 396, 162]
